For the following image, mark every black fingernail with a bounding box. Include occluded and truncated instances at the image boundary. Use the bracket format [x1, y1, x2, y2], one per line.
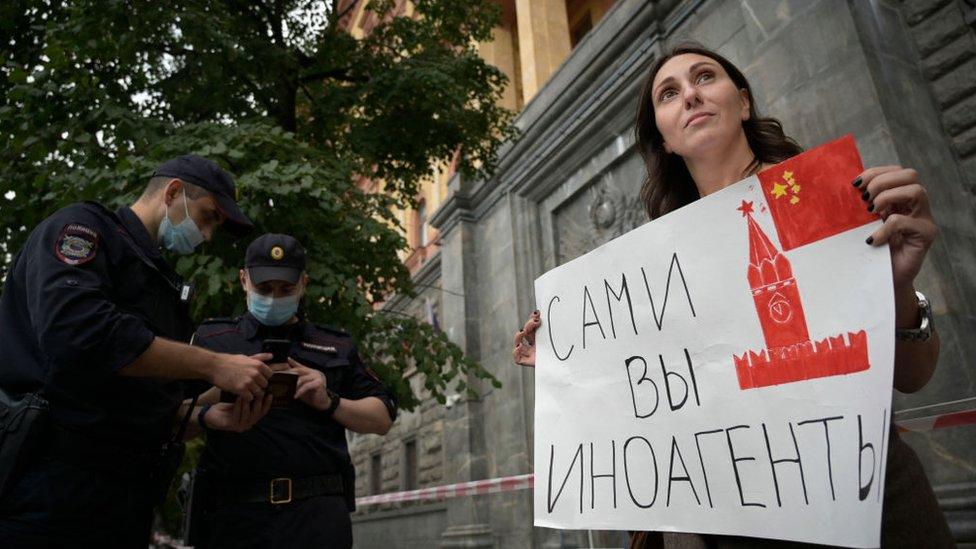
[533, 310, 539, 315]
[867, 203, 874, 212]
[861, 190, 869, 201]
[853, 177, 862, 188]
[866, 236, 874, 245]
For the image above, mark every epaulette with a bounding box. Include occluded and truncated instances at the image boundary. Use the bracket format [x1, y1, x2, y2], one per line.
[80, 201, 117, 219]
[311, 322, 350, 338]
[194, 316, 241, 340]
[200, 316, 238, 325]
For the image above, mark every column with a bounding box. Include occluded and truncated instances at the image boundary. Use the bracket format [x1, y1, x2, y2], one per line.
[515, 0, 572, 104]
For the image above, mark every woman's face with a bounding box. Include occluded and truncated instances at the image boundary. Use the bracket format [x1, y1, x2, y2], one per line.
[651, 53, 750, 160]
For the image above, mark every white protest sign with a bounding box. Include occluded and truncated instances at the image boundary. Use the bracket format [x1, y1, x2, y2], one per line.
[533, 136, 894, 547]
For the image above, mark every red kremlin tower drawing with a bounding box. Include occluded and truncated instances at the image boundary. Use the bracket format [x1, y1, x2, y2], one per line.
[732, 200, 870, 390]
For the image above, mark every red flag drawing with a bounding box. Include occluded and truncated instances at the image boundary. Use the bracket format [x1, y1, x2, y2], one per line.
[732, 135, 875, 390]
[758, 134, 877, 251]
[732, 199, 869, 390]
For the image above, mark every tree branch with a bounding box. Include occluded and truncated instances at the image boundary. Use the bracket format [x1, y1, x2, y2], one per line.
[299, 83, 315, 104]
[297, 50, 314, 69]
[224, 67, 268, 111]
[250, 2, 277, 35]
[160, 45, 193, 57]
[227, 0, 276, 43]
[273, 0, 286, 45]
[300, 67, 367, 84]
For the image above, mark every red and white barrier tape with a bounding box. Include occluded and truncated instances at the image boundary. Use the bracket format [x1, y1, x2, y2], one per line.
[356, 473, 534, 506]
[355, 408, 976, 507]
[895, 408, 976, 434]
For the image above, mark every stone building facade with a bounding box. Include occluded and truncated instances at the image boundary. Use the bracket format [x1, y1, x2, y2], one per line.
[348, 1, 976, 547]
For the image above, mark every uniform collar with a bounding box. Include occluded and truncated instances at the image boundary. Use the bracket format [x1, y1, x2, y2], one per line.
[117, 206, 163, 260]
[240, 311, 306, 341]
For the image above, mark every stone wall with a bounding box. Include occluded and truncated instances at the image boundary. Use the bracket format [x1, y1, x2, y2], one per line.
[900, 0, 976, 188]
[891, 0, 976, 540]
[349, 258, 450, 547]
[352, 0, 976, 546]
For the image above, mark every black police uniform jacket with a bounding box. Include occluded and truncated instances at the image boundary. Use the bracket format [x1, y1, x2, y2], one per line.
[192, 313, 397, 510]
[0, 202, 194, 449]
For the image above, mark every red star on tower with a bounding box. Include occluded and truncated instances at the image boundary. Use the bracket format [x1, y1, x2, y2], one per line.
[737, 200, 754, 216]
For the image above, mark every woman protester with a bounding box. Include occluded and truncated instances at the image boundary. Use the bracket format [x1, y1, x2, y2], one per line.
[513, 43, 953, 548]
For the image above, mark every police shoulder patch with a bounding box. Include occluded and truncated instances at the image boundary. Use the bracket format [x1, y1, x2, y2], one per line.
[54, 223, 99, 266]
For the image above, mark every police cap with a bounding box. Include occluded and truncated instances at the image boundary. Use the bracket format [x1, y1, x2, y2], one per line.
[245, 233, 306, 284]
[152, 155, 253, 236]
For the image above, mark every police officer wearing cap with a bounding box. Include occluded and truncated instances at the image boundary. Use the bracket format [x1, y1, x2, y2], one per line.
[186, 234, 397, 549]
[0, 155, 276, 547]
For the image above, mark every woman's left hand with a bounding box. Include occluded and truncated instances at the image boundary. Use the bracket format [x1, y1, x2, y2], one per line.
[858, 165, 938, 293]
[859, 166, 941, 392]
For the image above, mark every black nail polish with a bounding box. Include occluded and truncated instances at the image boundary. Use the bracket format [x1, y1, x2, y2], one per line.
[867, 203, 874, 213]
[853, 177, 862, 188]
[861, 190, 869, 201]
[866, 236, 874, 245]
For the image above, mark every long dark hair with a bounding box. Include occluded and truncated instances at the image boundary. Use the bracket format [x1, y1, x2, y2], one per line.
[634, 42, 802, 219]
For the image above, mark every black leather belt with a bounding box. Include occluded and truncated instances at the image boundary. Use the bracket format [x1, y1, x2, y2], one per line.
[216, 473, 344, 505]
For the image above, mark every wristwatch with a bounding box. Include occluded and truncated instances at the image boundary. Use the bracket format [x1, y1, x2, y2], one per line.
[895, 290, 934, 342]
[325, 389, 340, 415]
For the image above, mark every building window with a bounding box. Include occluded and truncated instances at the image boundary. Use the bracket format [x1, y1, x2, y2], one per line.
[371, 452, 382, 494]
[403, 439, 418, 491]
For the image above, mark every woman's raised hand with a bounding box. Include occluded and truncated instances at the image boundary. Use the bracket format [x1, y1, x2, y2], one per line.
[857, 165, 939, 328]
[512, 310, 541, 367]
[858, 166, 938, 290]
[858, 166, 942, 393]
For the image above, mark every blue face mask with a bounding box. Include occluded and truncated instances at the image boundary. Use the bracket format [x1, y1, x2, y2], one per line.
[159, 189, 205, 255]
[248, 291, 301, 326]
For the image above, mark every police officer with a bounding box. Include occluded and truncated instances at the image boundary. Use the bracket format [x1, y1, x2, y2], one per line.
[188, 233, 397, 549]
[0, 155, 275, 547]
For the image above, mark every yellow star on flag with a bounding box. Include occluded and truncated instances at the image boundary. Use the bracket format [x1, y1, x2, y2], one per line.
[783, 170, 793, 180]
[790, 195, 800, 205]
[771, 182, 788, 199]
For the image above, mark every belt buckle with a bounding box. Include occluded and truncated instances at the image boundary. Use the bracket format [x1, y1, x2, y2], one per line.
[270, 477, 293, 505]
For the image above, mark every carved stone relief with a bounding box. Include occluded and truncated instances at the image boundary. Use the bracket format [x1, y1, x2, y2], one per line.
[552, 155, 646, 265]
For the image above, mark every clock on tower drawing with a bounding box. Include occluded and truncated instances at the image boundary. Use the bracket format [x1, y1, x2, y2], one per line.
[730, 135, 877, 390]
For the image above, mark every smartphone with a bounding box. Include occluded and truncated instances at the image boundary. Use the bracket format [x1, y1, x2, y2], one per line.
[266, 372, 299, 408]
[218, 339, 295, 405]
[261, 338, 291, 364]
[219, 372, 299, 407]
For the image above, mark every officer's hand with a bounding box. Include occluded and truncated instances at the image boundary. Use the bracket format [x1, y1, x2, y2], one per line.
[288, 358, 332, 411]
[268, 362, 291, 373]
[210, 353, 273, 402]
[202, 395, 273, 433]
